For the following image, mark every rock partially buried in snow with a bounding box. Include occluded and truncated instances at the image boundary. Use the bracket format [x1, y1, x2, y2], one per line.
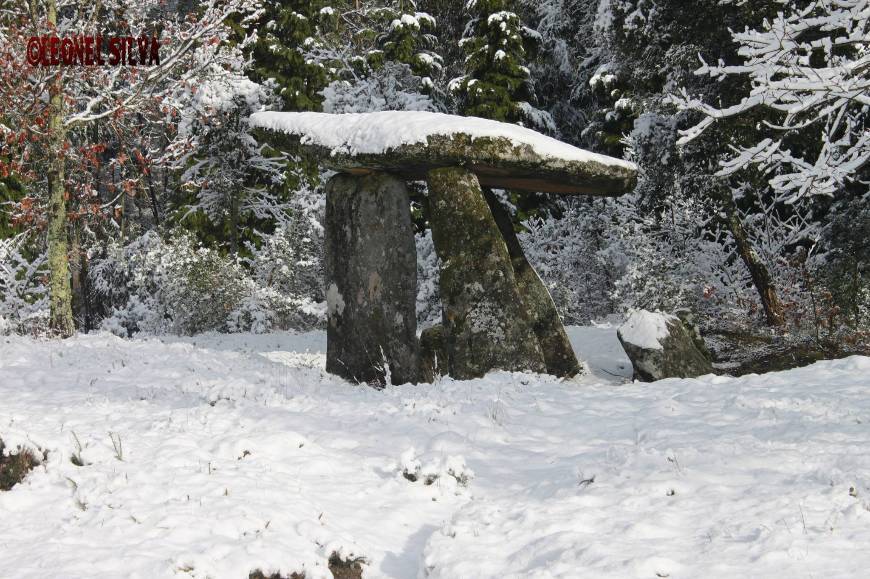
[617, 310, 713, 382]
[250, 111, 637, 195]
[619, 310, 673, 351]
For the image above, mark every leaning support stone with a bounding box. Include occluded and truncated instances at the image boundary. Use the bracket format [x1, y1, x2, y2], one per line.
[325, 172, 419, 385]
[426, 166, 547, 379]
[483, 190, 583, 378]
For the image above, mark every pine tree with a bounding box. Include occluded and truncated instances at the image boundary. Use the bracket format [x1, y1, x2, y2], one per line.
[236, 1, 333, 112]
[375, 2, 441, 87]
[314, 2, 440, 113]
[450, 0, 544, 126]
[518, 0, 600, 144]
[168, 78, 286, 256]
[584, 0, 795, 327]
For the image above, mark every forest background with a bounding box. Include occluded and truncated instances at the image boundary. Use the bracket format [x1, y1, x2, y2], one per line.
[1, 0, 867, 368]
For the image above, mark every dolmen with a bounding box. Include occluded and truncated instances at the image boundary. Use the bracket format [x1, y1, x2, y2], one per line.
[250, 111, 637, 385]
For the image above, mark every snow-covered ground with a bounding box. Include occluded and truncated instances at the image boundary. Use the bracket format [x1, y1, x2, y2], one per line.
[1, 326, 869, 578]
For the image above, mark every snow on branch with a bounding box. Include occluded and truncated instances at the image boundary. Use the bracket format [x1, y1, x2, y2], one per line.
[670, 0, 869, 202]
[62, 0, 263, 128]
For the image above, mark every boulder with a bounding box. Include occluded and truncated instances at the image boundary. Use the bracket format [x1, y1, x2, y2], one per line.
[483, 189, 582, 378]
[674, 307, 712, 360]
[324, 172, 419, 385]
[617, 309, 713, 382]
[427, 166, 547, 379]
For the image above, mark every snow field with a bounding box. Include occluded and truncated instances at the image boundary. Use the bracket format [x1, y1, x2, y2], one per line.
[1, 327, 869, 578]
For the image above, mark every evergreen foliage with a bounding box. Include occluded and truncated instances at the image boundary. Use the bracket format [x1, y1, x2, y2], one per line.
[451, 0, 544, 126]
[375, 2, 441, 84]
[235, 0, 333, 112]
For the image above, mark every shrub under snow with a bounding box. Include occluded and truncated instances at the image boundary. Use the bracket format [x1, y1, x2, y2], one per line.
[90, 231, 325, 337]
[0, 233, 49, 336]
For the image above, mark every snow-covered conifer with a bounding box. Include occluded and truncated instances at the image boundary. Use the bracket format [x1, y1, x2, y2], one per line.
[451, 0, 551, 128]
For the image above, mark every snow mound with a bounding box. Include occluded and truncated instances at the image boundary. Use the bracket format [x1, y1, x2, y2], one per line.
[618, 309, 677, 350]
[250, 110, 636, 169]
[398, 447, 474, 494]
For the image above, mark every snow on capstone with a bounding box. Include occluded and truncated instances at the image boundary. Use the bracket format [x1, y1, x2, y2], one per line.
[249, 110, 636, 170]
[618, 309, 677, 350]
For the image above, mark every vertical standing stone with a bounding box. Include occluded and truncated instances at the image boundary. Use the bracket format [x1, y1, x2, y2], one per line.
[325, 172, 419, 385]
[426, 166, 547, 379]
[484, 190, 583, 378]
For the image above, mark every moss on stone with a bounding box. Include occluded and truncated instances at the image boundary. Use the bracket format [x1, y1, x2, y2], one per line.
[427, 166, 546, 379]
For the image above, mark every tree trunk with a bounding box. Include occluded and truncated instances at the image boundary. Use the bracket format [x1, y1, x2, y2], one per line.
[120, 170, 128, 242]
[722, 193, 785, 327]
[70, 226, 93, 333]
[146, 170, 161, 225]
[229, 193, 239, 254]
[46, 0, 75, 337]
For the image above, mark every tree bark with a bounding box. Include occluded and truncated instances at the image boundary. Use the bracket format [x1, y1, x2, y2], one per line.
[46, 0, 75, 337]
[722, 193, 785, 327]
[146, 170, 161, 225]
[229, 193, 239, 254]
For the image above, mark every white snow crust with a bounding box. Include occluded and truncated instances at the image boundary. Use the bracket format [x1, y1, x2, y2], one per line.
[2, 327, 870, 578]
[619, 309, 677, 350]
[249, 110, 637, 170]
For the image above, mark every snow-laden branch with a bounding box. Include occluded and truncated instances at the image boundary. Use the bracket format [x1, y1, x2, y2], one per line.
[56, 0, 263, 128]
[670, 0, 869, 202]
